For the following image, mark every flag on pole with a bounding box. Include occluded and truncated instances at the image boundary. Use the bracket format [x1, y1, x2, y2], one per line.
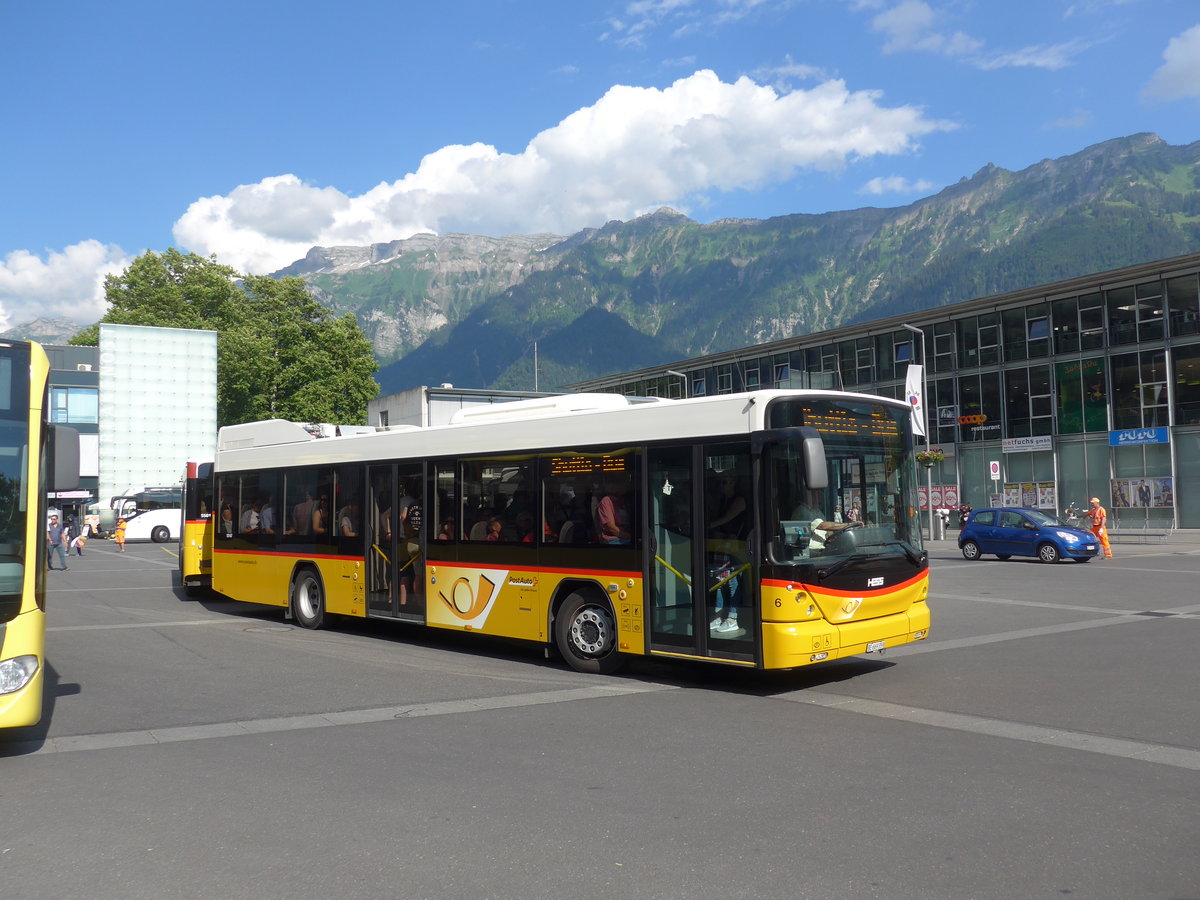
[905, 364, 926, 438]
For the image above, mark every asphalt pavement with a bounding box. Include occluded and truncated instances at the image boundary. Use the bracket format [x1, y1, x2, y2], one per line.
[2, 536, 1198, 899]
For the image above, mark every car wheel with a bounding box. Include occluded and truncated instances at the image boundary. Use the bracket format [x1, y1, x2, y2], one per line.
[995, 554, 1012, 560]
[960, 540, 981, 561]
[151, 525, 171, 543]
[1037, 543, 1061, 564]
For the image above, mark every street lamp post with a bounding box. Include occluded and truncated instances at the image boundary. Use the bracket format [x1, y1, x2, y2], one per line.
[901, 324, 935, 541]
[665, 370, 688, 399]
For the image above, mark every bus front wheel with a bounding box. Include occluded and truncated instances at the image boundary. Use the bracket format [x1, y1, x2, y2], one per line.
[292, 568, 327, 629]
[555, 591, 624, 675]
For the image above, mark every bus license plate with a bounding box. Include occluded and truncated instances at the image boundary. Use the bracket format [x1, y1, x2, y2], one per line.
[866, 640, 885, 653]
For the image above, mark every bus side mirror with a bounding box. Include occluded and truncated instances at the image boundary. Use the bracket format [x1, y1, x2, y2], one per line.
[49, 425, 80, 492]
[802, 432, 827, 491]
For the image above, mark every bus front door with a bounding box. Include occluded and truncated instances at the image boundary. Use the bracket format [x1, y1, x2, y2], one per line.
[647, 443, 754, 661]
[367, 465, 397, 614]
[367, 464, 426, 620]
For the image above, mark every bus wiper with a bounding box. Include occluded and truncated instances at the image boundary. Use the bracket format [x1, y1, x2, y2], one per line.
[882, 540, 924, 566]
[817, 553, 867, 581]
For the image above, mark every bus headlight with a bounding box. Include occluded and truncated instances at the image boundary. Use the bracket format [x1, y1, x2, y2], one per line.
[0, 655, 39, 694]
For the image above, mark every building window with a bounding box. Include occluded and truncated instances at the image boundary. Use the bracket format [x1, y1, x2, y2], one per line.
[977, 314, 1000, 366]
[1003, 308, 1028, 363]
[1112, 349, 1168, 429]
[1135, 282, 1164, 343]
[1167, 274, 1200, 337]
[717, 368, 733, 393]
[1078, 292, 1105, 350]
[1055, 357, 1107, 435]
[934, 377, 957, 444]
[1052, 297, 1080, 353]
[1005, 365, 1053, 438]
[774, 363, 789, 386]
[932, 322, 955, 373]
[49, 386, 98, 424]
[744, 365, 760, 389]
[1173, 343, 1200, 425]
[691, 374, 707, 397]
[378, 410, 389, 427]
[855, 337, 874, 383]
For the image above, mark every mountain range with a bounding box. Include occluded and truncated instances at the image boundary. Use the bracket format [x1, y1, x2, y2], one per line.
[7, 133, 1199, 392]
[278, 133, 1200, 394]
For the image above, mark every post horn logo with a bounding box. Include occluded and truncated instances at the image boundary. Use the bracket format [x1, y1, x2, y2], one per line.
[439, 574, 497, 620]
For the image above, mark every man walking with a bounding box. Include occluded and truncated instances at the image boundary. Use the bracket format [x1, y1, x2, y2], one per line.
[1087, 496, 1112, 559]
[46, 513, 69, 570]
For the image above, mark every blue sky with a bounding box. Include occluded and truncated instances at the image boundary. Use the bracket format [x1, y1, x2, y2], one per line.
[1, 0, 1198, 329]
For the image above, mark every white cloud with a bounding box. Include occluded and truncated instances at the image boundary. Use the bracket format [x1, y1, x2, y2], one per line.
[859, 175, 936, 196]
[976, 38, 1090, 71]
[174, 70, 954, 274]
[750, 54, 826, 89]
[865, 1, 1088, 71]
[1042, 108, 1095, 131]
[1142, 24, 1200, 103]
[0, 241, 131, 331]
[872, 0, 982, 57]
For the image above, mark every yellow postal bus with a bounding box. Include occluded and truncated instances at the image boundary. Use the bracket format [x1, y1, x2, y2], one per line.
[209, 391, 930, 673]
[1, 340, 78, 728]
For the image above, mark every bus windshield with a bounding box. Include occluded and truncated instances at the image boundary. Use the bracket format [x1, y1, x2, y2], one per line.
[764, 397, 922, 569]
[0, 350, 30, 622]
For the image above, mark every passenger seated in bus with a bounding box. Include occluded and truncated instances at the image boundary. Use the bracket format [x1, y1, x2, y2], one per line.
[312, 497, 329, 536]
[260, 495, 276, 534]
[596, 477, 632, 544]
[436, 518, 454, 541]
[218, 505, 235, 538]
[484, 517, 502, 541]
[291, 489, 314, 535]
[339, 502, 360, 538]
[240, 500, 261, 533]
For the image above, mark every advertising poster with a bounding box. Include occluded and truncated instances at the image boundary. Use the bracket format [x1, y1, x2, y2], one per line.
[1021, 482, 1038, 507]
[1037, 482, 1057, 510]
[1002, 482, 1057, 509]
[918, 484, 960, 511]
[1111, 476, 1174, 508]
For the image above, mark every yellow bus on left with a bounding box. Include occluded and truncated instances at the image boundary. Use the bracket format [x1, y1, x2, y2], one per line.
[0, 340, 79, 729]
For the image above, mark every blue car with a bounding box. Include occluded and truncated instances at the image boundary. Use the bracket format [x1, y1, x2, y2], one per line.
[959, 507, 1100, 563]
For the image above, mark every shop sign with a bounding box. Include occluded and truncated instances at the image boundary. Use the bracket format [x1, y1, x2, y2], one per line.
[1002, 435, 1053, 453]
[1109, 427, 1169, 446]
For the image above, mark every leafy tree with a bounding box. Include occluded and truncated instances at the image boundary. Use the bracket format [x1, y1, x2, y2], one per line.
[70, 250, 378, 426]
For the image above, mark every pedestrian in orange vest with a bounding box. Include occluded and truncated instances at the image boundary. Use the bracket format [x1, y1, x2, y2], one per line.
[1086, 497, 1112, 558]
[114, 517, 127, 553]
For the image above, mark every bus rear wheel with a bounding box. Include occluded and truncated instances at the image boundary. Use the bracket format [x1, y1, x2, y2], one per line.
[151, 525, 171, 543]
[555, 591, 624, 675]
[292, 568, 327, 629]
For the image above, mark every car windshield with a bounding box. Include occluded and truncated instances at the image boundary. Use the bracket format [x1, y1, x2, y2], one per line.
[1024, 509, 1065, 527]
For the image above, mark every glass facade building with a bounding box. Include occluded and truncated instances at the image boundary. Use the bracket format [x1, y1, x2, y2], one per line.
[569, 252, 1200, 530]
[98, 324, 218, 505]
